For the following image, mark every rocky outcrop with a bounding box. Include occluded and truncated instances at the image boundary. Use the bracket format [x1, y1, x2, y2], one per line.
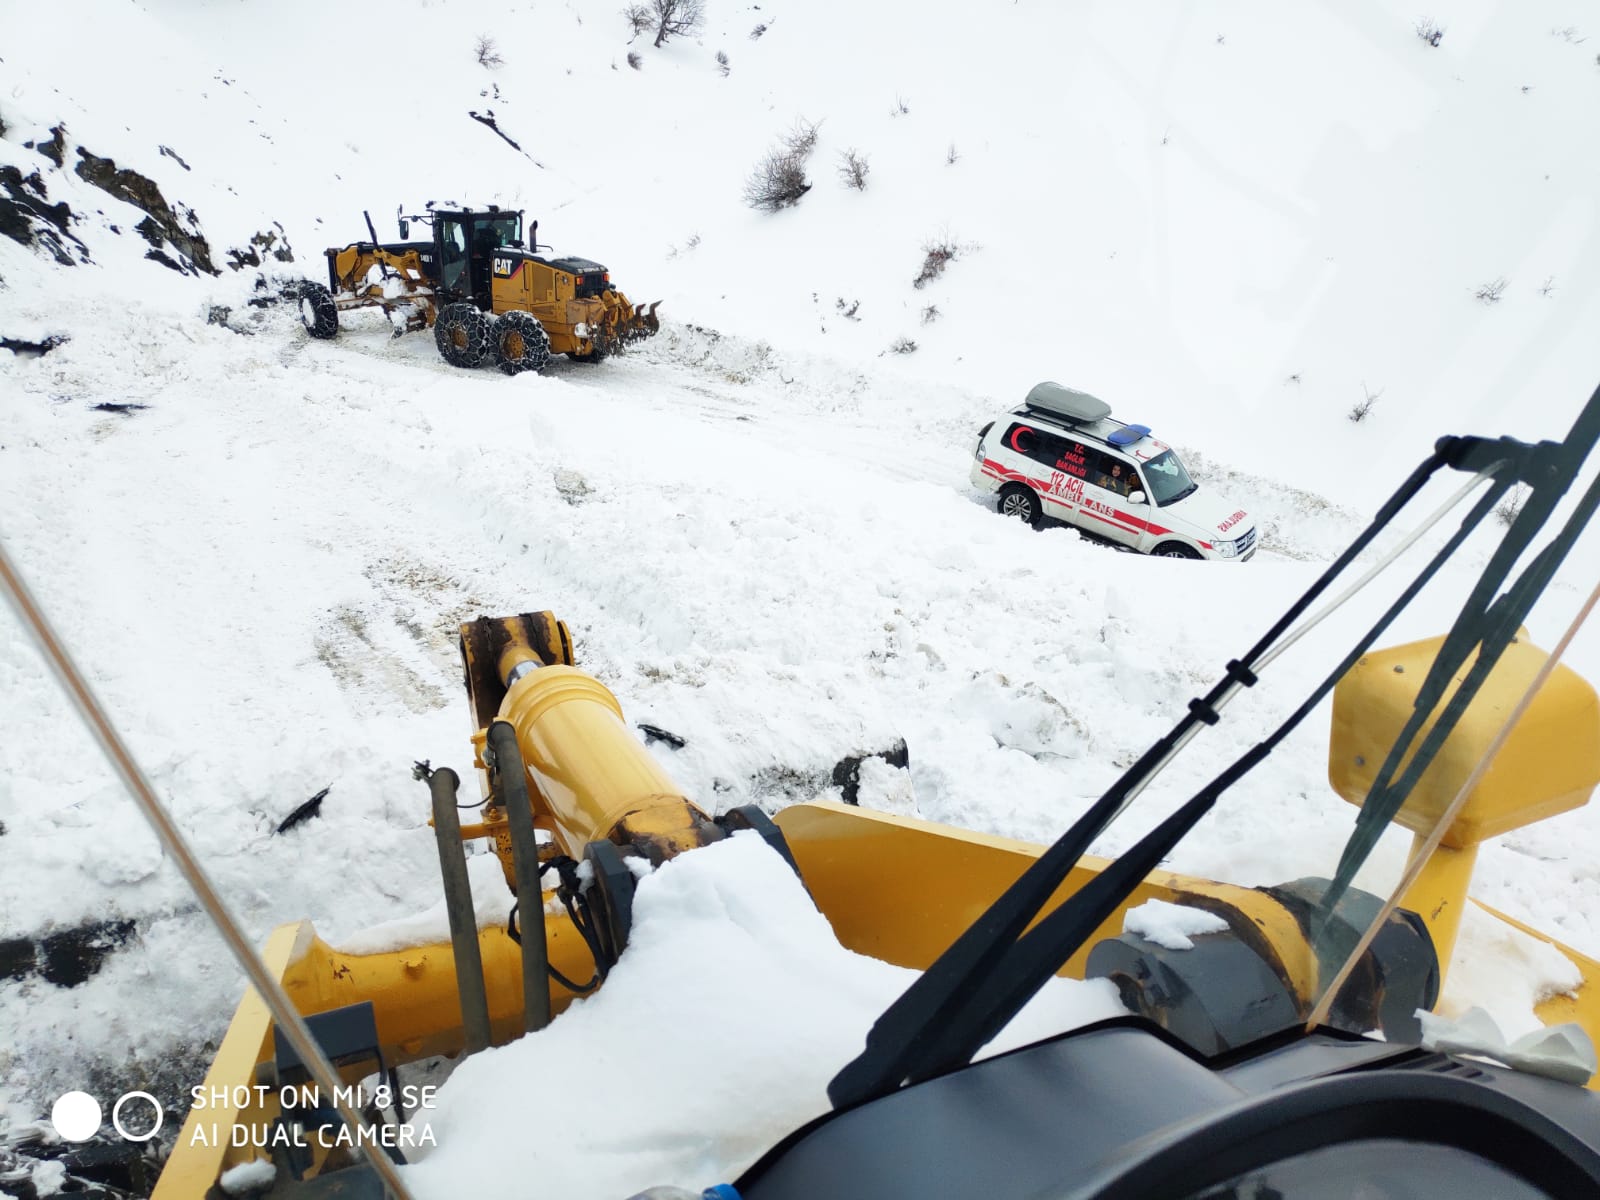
[225, 221, 295, 271]
[74, 146, 218, 275]
[832, 738, 911, 805]
[0, 164, 90, 265]
[6, 119, 293, 277]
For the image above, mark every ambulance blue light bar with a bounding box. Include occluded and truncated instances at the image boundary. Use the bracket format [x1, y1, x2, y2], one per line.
[1108, 424, 1151, 447]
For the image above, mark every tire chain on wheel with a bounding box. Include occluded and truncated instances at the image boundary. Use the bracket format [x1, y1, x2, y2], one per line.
[494, 310, 553, 375]
[298, 282, 338, 339]
[435, 302, 494, 368]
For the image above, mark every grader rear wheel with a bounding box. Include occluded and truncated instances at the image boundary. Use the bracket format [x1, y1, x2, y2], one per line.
[435, 303, 493, 369]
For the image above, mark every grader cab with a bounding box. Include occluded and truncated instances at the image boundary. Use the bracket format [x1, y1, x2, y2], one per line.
[296, 206, 660, 374]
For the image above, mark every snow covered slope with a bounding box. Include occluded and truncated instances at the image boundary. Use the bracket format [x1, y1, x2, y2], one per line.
[2, 1, 1599, 1195]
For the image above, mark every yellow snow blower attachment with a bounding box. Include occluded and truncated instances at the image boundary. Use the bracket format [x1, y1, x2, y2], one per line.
[151, 594, 1600, 1199]
[1, 379, 1588, 1200]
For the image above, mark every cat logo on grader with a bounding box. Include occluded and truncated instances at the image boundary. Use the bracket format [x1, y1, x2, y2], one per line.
[296, 205, 660, 374]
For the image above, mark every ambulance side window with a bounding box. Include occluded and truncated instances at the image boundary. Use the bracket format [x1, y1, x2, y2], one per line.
[1004, 424, 1066, 468]
[1052, 441, 1096, 481]
[1091, 451, 1136, 496]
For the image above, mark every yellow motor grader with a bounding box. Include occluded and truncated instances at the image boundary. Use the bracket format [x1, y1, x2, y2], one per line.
[297, 206, 660, 374]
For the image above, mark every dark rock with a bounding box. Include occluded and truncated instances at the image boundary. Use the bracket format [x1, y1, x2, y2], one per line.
[0, 164, 88, 265]
[158, 144, 190, 171]
[59, 1135, 156, 1194]
[225, 222, 294, 271]
[2, 334, 67, 357]
[90, 402, 148, 414]
[0, 935, 34, 981]
[831, 738, 910, 806]
[637, 723, 686, 749]
[38, 123, 66, 168]
[74, 146, 217, 274]
[37, 917, 138, 987]
[275, 785, 330, 834]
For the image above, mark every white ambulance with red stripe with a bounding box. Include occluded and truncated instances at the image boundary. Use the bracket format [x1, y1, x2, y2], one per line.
[970, 382, 1257, 561]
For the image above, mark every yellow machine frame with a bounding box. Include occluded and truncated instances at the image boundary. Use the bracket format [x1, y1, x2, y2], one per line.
[153, 616, 1600, 1197]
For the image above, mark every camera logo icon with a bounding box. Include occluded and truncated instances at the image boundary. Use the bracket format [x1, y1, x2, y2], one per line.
[51, 1091, 164, 1143]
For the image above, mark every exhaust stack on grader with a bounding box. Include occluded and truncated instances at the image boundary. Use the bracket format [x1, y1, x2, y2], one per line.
[297, 205, 660, 374]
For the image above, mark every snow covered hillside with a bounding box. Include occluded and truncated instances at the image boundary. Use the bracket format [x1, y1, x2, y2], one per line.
[2, 1, 1599, 1196]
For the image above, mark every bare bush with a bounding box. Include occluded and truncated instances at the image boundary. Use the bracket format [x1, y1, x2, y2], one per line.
[1349, 382, 1383, 423]
[891, 95, 910, 116]
[1415, 17, 1444, 46]
[623, 4, 652, 35]
[920, 304, 940, 324]
[649, 0, 704, 48]
[745, 119, 821, 212]
[1551, 26, 1586, 44]
[750, 22, 768, 40]
[744, 149, 811, 212]
[1495, 486, 1529, 526]
[888, 336, 918, 354]
[836, 298, 861, 321]
[1475, 276, 1509, 304]
[913, 238, 960, 289]
[783, 117, 820, 158]
[1538, 276, 1557, 297]
[946, 143, 960, 165]
[474, 34, 505, 68]
[716, 50, 730, 76]
[838, 148, 870, 191]
[628, 51, 643, 69]
[666, 233, 702, 261]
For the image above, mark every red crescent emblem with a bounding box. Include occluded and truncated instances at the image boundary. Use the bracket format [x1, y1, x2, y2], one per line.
[1009, 425, 1034, 452]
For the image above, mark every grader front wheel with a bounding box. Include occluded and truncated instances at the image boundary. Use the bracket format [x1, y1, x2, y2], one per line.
[298, 283, 338, 340]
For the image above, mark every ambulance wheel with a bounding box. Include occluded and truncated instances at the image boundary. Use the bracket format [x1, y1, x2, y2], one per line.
[998, 485, 1041, 529]
[1154, 542, 1201, 560]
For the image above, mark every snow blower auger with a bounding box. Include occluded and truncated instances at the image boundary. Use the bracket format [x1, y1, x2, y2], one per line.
[296, 206, 660, 374]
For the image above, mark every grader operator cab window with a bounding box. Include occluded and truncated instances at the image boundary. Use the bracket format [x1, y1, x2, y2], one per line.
[438, 212, 525, 305]
[438, 217, 470, 300]
[481, 214, 521, 248]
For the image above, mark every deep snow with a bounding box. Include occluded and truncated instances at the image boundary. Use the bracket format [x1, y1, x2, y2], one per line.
[2, 1, 1600, 1196]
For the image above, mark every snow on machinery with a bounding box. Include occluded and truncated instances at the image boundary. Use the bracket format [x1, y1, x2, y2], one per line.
[155, 621, 1600, 1196]
[101, 382, 1600, 1198]
[297, 206, 661, 373]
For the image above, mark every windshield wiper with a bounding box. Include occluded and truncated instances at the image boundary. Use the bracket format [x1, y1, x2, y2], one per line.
[830, 453, 1452, 1108]
[829, 382, 1600, 1110]
[1158, 482, 1197, 506]
[1316, 388, 1600, 942]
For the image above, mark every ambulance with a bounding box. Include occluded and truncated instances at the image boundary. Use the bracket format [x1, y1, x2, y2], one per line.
[970, 382, 1257, 560]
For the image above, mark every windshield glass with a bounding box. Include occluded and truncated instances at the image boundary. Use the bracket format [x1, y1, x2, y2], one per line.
[485, 215, 521, 248]
[1140, 449, 1196, 505]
